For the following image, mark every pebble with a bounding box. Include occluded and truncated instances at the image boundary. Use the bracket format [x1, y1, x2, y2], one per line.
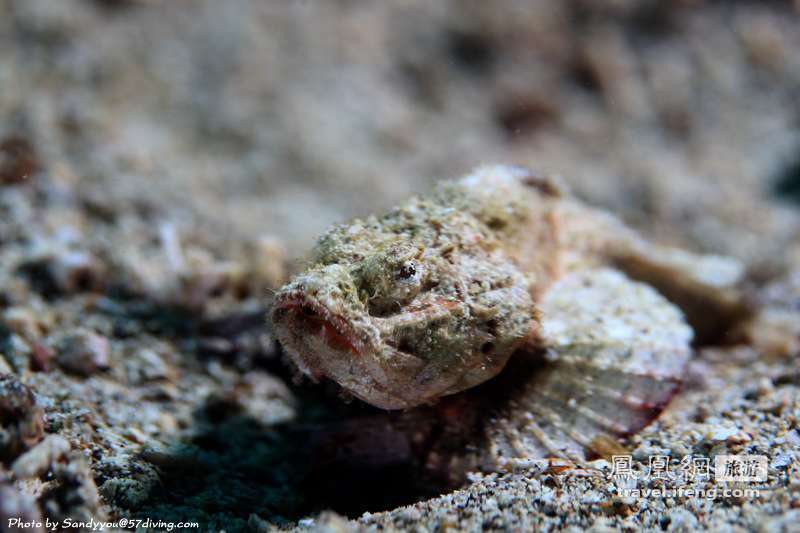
[0, 484, 44, 533]
[770, 453, 792, 469]
[667, 508, 698, 531]
[12, 434, 71, 479]
[49, 250, 105, 293]
[0, 136, 39, 185]
[756, 377, 775, 397]
[2, 307, 43, 340]
[247, 514, 272, 533]
[0, 373, 37, 419]
[56, 330, 111, 376]
[43, 455, 105, 522]
[251, 235, 287, 288]
[0, 374, 44, 461]
[707, 425, 739, 442]
[132, 348, 169, 382]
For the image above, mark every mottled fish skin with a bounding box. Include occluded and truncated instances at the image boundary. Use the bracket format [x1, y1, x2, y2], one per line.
[272, 165, 749, 458]
[272, 166, 538, 409]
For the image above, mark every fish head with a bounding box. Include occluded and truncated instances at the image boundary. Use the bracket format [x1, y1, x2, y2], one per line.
[272, 222, 535, 409]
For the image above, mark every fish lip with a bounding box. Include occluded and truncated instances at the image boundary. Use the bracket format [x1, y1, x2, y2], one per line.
[272, 291, 417, 409]
[271, 290, 368, 357]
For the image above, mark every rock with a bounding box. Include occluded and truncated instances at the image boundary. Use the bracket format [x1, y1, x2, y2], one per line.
[0, 375, 44, 462]
[56, 330, 111, 377]
[98, 473, 159, 510]
[18, 250, 106, 297]
[28, 342, 53, 373]
[11, 435, 71, 479]
[758, 511, 800, 533]
[0, 374, 36, 422]
[248, 514, 272, 533]
[40, 454, 105, 523]
[1, 307, 43, 341]
[250, 235, 288, 289]
[125, 348, 169, 383]
[49, 251, 106, 294]
[770, 453, 792, 469]
[705, 425, 746, 443]
[0, 483, 44, 533]
[667, 508, 699, 531]
[0, 136, 39, 185]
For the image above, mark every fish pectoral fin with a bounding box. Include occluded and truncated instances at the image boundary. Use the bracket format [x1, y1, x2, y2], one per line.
[484, 268, 692, 466]
[486, 344, 685, 466]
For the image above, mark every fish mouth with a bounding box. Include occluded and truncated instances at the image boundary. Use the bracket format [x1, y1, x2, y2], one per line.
[271, 291, 366, 361]
[271, 291, 418, 409]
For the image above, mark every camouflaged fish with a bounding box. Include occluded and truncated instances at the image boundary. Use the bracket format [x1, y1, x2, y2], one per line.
[271, 165, 750, 462]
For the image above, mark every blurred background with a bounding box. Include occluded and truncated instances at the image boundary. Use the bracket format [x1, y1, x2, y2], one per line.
[2, 0, 799, 264]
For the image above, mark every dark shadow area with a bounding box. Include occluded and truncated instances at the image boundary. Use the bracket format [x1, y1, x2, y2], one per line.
[446, 28, 496, 77]
[107, 291, 473, 528]
[132, 387, 464, 530]
[129, 345, 565, 530]
[87, 293, 458, 524]
[774, 155, 800, 205]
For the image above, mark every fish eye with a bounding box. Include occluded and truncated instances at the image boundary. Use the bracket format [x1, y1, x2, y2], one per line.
[397, 261, 417, 280]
